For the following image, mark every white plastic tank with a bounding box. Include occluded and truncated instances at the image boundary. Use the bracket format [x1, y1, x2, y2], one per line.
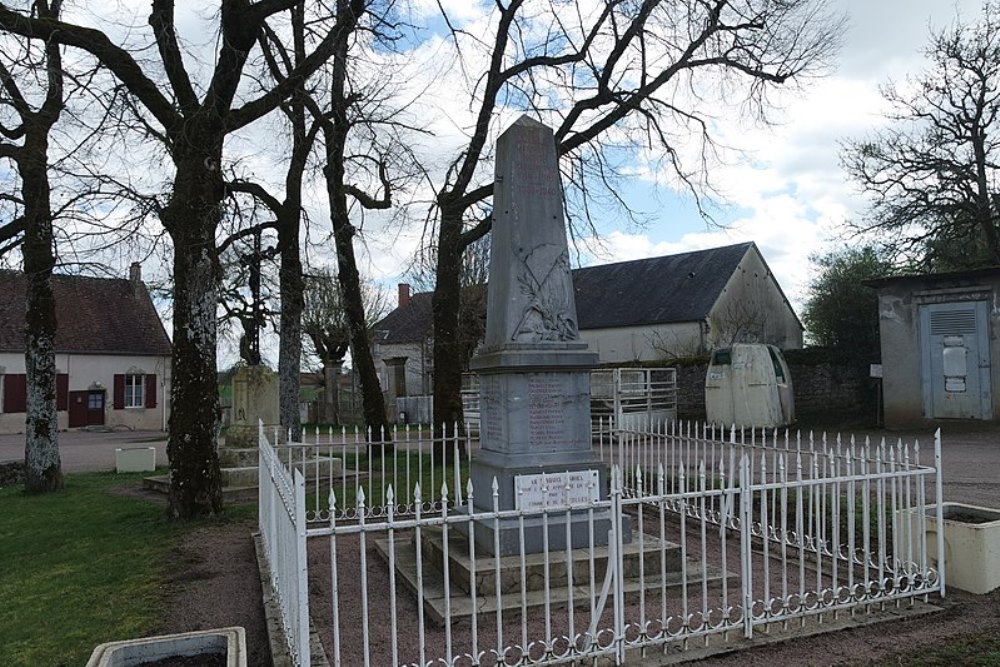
[705, 344, 795, 428]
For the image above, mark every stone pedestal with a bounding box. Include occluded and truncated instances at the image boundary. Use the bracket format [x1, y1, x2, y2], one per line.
[228, 366, 280, 443]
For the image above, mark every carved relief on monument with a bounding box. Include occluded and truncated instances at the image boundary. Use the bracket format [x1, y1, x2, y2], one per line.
[512, 243, 578, 343]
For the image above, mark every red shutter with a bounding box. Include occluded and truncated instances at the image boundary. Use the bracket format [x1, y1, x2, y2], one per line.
[113, 374, 125, 410]
[3, 374, 27, 413]
[145, 374, 157, 408]
[56, 374, 69, 411]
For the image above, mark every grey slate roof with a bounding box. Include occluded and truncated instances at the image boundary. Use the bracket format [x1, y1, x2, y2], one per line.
[373, 291, 434, 345]
[375, 243, 754, 343]
[0, 271, 172, 355]
[573, 242, 752, 329]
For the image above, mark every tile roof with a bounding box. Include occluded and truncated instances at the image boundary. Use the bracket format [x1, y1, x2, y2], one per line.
[573, 242, 753, 329]
[373, 291, 433, 345]
[374, 242, 755, 343]
[0, 271, 172, 356]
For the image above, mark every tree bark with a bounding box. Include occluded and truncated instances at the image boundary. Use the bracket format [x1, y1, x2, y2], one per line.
[163, 148, 224, 519]
[278, 211, 304, 441]
[431, 204, 467, 459]
[21, 129, 63, 493]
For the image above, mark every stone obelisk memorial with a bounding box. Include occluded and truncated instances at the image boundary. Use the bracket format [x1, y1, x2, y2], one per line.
[469, 116, 623, 555]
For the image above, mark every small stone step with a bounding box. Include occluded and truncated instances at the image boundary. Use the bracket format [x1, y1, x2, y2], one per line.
[418, 525, 682, 597]
[375, 533, 733, 625]
[218, 447, 259, 467]
[143, 474, 170, 494]
[222, 465, 259, 488]
[142, 474, 258, 503]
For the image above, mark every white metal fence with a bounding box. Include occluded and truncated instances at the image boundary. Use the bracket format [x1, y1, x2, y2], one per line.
[258, 422, 311, 666]
[264, 421, 944, 667]
[270, 423, 473, 523]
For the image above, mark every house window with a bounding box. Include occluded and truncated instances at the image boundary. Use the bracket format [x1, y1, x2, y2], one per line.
[114, 372, 156, 410]
[124, 374, 144, 408]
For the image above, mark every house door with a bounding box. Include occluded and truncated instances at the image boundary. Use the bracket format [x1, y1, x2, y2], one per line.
[69, 390, 106, 427]
[920, 301, 992, 419]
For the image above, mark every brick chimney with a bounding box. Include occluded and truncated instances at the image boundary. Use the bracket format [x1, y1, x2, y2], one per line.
[398, 283, 411, 309]
[129, 262, 142, 285]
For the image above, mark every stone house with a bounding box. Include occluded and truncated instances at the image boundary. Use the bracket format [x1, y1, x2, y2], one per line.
[868, 267, 1000, 428]
[373, 242, 802, 398]
[0, 264, 172, 434]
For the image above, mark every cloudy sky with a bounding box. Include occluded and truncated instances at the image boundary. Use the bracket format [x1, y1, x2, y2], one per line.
[356, 0, 984, 317]
[567, 0, 984, 311]
[3, 1, 984, 366]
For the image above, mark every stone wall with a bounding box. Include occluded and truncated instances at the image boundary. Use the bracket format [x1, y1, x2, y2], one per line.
[669, 351, 876, 427]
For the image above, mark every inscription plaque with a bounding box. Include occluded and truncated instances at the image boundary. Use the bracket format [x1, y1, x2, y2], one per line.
[514, 470, 600, 511]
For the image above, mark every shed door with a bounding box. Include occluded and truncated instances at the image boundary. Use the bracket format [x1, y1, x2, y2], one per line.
[920, 302, 992, 419]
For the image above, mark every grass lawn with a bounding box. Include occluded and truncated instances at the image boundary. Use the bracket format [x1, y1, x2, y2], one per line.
[0, 471, 241, 667]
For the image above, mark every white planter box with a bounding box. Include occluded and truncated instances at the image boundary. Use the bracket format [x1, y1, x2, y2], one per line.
[115, 447, 156, 473]
[926, 502, 1000, 595]
[86, 626, 246, 666]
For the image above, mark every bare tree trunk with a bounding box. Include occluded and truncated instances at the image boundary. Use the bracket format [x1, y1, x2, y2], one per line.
[320, 0, 390, 444]
[21, 130, 62, 493]
[278, 215, 304, 441]
[432, 205, 466, 460]
[163, 151, 223, 519]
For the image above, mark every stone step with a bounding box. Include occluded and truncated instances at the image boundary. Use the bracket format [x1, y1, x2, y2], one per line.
[142, 475, 258, 503]
[218, 447, 259, 467]
[375, 533, 733, 626]
[222, 465, 259, 488]
[418, 525, 682, 597]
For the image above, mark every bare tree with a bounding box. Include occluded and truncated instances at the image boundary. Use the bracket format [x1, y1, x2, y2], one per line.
[0, 0, 66, 493]
[301, 0, 423, 441]
[842, 2, 1000, 269]
[0, 0, 378, 518]
[426, 0, 843, 432]
[302, 267, 389, 423]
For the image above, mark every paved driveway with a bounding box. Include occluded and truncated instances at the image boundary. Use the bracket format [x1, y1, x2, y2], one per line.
[0, 429, 169, 473]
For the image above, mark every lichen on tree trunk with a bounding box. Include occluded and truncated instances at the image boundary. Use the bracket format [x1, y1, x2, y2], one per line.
[163, 154, 224, 519]
[21, 132, 63, 494]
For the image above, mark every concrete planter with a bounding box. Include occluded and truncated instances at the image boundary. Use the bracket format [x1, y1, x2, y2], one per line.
[115, 446, 156, 473]
[925, 502, 1000, 595]
[86, 627, 246, 666]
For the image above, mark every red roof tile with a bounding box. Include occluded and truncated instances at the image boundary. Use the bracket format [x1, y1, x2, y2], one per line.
[0, 271, 172, 356]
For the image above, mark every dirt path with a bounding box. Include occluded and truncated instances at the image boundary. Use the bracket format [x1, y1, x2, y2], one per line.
[113, 485, 273, 667]
[157, 517, 273, 667]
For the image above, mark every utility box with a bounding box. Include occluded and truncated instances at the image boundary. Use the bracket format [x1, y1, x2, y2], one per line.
[705, 344, 794, 428]
[115, 446, 156, 473]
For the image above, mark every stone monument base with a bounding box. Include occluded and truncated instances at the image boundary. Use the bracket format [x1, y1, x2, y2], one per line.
[228, 365, 281, 444]
[467, 449, 630, 555]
